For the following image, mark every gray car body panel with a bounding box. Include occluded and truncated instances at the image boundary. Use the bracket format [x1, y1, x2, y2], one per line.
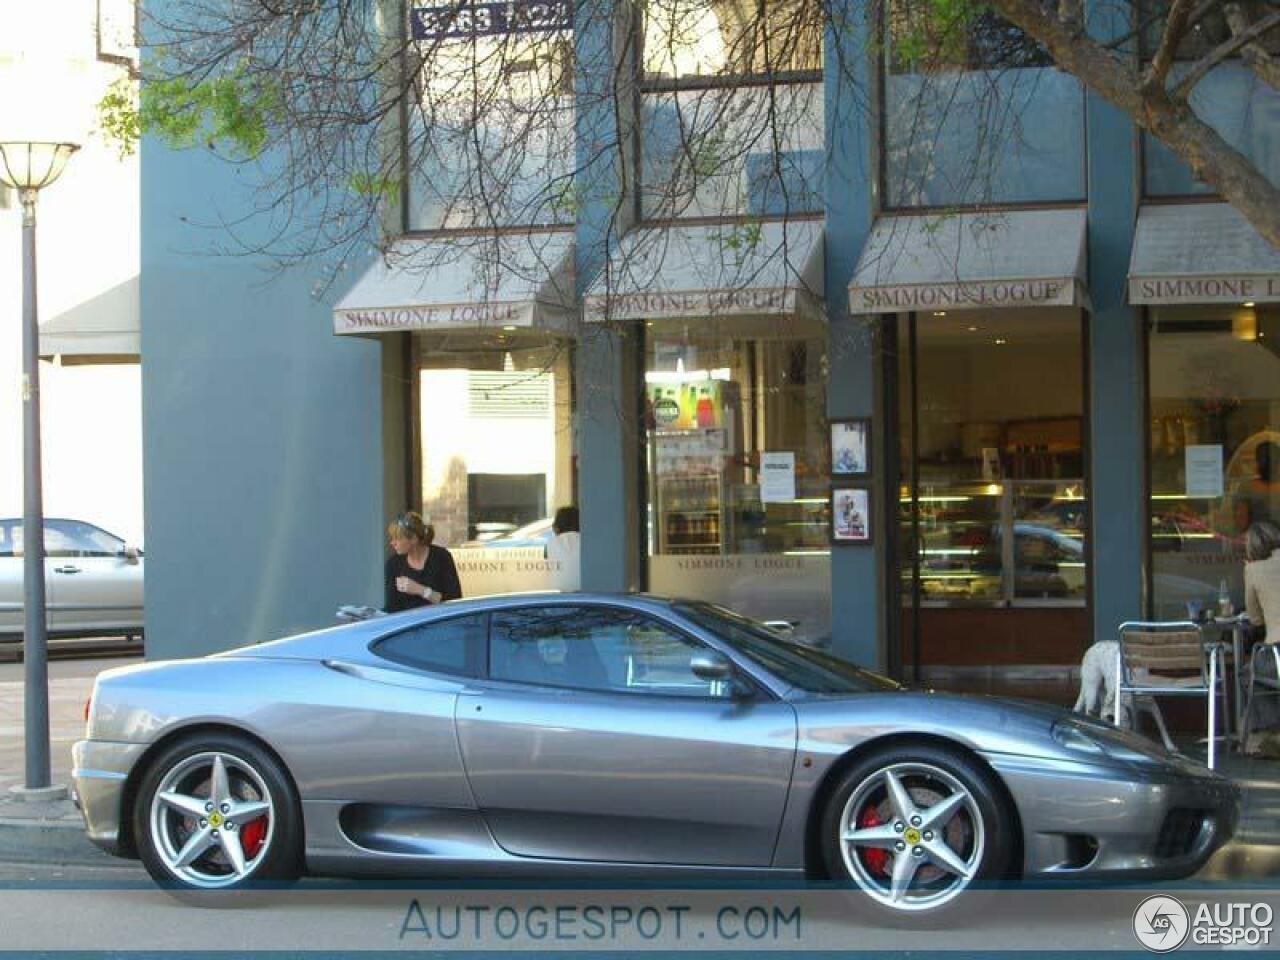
[74, 593, 1239, 881]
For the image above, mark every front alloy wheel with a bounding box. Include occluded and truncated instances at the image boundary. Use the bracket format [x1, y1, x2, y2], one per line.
[822, 745, 1011, 919]
[135, 734, 300, 893]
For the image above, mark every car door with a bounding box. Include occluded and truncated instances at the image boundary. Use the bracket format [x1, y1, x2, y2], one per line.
[455, 603, 797, 867]
[46, 520, 142, 634]
[0, 519, 56, 638]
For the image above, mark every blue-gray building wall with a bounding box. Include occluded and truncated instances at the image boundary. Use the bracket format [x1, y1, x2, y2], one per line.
[140, 140, 386, 659]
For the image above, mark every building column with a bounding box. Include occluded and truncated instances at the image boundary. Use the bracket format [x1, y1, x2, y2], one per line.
[825, 0, 881, 667]
[574, 0, 640, 592]
[1086, 0, 1145, 644]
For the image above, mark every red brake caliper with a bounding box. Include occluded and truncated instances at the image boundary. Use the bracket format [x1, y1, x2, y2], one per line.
[857, 805, 891, 876]
[240, 816, 268, 859]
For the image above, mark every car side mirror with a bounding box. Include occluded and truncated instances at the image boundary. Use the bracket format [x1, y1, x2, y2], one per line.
[690, 650, 734, 681]
[690, 651, 754, 699]
[120, 545, 140, 564]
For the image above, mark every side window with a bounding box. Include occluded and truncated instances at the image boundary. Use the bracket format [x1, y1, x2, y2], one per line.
[51, 521, 123, 558]
[490, 606, 731, 698]
[0, 521, 15, 558]
[44, 523, 83, 558]
[374, 613, 487, 678]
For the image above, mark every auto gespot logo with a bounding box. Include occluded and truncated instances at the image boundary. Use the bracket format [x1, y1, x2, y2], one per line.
[1133, 895, 1274, 951]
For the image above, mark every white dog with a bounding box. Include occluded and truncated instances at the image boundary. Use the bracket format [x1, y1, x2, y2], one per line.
[1073, 640, 1120, 721]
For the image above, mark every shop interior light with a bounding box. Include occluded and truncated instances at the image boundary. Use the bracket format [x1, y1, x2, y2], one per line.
[967, 325, 978, 332]
[502, 325, 517, 332]
[995, 337, 1008, 345]
[644, 367, 731, 383]
[933, 311, 947, 317]
[1243, 301, 1255, 308]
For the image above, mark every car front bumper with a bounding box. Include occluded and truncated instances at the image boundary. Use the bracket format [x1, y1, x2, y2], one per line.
[71, 739, 148, 858]
[986, 753, 1240, 881]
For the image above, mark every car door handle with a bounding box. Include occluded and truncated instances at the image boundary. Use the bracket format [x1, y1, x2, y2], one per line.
[54, 565, 81, 574]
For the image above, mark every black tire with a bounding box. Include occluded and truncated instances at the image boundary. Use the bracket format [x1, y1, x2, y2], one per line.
[819, 742, 1014, 925]
[133, 732, 302, 897]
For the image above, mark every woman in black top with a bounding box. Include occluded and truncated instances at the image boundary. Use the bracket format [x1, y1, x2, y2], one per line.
[384, 512, 462, 612]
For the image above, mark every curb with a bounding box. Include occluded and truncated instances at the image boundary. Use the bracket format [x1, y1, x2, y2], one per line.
[0, 817, 130, 867]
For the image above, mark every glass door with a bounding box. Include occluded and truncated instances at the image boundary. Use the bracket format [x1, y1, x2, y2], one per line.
[897, 309, 1089, 699]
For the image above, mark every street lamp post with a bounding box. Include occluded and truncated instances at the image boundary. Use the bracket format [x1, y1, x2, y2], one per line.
[0, 142, 78, 799]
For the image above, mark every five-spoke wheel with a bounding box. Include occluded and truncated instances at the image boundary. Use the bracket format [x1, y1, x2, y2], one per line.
[134, 734, 300, 893]
[822, 745, 1011, 920]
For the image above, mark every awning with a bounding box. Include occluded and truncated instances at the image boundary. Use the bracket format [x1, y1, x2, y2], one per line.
[333, 231, 575, 334]
[583, 220, 824, 322]
[1129, 203, 1280, 305]
[849, 209, 1089, 314]
[38, 275, 139, 364]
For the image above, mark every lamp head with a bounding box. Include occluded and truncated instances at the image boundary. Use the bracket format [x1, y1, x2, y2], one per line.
[0, 142, 79, 192]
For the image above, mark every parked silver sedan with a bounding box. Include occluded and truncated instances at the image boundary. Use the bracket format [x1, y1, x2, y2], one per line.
[73, 594, 1237, 918]
[0, 518, 143, 641]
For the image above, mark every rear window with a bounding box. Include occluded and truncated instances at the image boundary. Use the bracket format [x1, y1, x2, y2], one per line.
[373, 613, 487, 678]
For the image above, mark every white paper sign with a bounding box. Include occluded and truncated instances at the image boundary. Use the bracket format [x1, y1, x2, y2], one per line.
[1185, 444, 1224, 498]
[760, 451, 796, 503]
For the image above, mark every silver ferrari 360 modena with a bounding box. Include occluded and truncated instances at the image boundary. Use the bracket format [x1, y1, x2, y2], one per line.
[73, 594, 1238, 917]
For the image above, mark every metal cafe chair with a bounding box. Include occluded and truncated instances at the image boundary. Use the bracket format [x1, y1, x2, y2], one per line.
[1114, 621, 1228, 770]
[1241, 642, 1280, 751]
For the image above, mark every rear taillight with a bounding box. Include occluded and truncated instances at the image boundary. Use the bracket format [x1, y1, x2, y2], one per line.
[83, 696, 92, 725]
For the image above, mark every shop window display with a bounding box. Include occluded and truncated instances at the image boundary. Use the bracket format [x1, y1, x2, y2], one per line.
[1148, 304, 1280, 618]
[643, 317, 831, 644]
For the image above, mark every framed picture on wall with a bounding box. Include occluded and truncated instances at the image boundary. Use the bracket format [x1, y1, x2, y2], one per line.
[831, 418, 870, 476]
[831, 486, 872, 545]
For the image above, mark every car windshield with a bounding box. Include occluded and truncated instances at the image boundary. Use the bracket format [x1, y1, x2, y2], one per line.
[675, 601, 901, 695]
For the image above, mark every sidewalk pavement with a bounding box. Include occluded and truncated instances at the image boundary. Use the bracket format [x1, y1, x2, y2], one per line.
[0, 656, 137, 865]
[0, 655, 1278, 874]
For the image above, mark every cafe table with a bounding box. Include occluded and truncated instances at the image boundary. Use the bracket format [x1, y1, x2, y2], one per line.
[1207, 613, 1251, 745]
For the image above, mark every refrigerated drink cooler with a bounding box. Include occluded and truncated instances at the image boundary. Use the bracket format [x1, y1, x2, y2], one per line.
[647, 379, 743, 556]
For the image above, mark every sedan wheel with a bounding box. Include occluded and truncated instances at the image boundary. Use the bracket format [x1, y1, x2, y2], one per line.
[135, 735, 300, 892]
[822, 745, 1011, 919]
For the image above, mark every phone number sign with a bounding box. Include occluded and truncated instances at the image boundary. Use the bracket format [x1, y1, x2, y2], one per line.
[411, 1, 572, 39]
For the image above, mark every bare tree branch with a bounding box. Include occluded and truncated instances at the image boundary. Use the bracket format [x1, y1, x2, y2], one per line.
[1173, 9, 1280, 97]
[1224, 1, 1280, 88]
[1144, 0, 1199, 90]
[988, 0, 1280, 248]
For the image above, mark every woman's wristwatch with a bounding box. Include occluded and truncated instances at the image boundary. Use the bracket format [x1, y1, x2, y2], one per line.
[422, 585, 434, 602]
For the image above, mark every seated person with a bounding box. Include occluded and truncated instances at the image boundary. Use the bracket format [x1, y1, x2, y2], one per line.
[1244, 522, 1280, 756]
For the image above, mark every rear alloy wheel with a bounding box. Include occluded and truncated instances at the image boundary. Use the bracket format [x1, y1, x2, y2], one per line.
[821, 745, 1012, 920]
[135, 735, 300, 892]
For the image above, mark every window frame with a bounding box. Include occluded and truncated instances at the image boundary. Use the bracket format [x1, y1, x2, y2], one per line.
[370, 611, 491, 679]
[876, 0, 1088, 211]
[483, 601, 772, 701]
[635, 3, 825, 224]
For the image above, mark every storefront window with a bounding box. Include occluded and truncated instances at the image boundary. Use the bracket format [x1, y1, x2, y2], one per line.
[641, 0, 822, 79]
[897, 309, 1088, 683]
[644, 316, 831, 643]
[1148, 304, 1280, 618]
[407, 28, 575, 229]
[882, 0, 1085, 207]
[418, 334, 576, 594]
